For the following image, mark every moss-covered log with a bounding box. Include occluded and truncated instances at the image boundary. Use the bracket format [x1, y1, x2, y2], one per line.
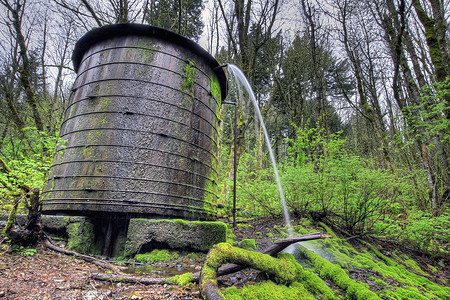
[294, 244, 381, 299]
[90, 272, 196, 286]
[200, 243, 336, 300]
[216, 232, 332, 277]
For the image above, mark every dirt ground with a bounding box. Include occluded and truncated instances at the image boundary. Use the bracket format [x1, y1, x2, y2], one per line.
[0, 241, 208, 300]
[0, 218, 279, 300]
[0, 217, 448, 299]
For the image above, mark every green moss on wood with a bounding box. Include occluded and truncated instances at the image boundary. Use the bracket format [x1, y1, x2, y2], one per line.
[210, 73, 222, 109]
[182, 60, 196, 94]
[295, 244, 380, 300]
[293, 227, 450, 300]
[202, 243, 336, 300]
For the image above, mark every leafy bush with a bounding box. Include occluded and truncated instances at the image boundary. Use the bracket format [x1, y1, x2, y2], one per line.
[217, 121, 449, 256]
[280, 128, 406, 234]
[0, 127, 64, 213]
[384, 211, 450, 256]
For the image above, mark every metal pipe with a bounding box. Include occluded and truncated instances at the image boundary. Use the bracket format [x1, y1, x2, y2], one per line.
[213, 64, 228, 71]
[223, 100, 237, 228]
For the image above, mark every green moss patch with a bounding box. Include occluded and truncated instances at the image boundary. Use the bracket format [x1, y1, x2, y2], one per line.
[223, 281, 316, 300]
[168, 272, 195, 286]
[291, 227, 450, 300]
[210, 73, 222, 107]
[295, 244, 380, 300]
[239, 239, 256, 250]
[182, 61, 196, 94]
[135, 249, 179, 263]
[226, 227, 236, 245]
[66, 219, 96, 254]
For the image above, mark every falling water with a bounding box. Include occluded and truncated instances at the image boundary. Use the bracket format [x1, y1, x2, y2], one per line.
[226, 64, 293, 236]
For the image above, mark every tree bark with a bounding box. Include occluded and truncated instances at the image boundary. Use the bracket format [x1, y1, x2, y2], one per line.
[412, 0, 448, 84]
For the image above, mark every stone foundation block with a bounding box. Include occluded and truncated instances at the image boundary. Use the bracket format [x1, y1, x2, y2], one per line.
[123, 219, 227, 256]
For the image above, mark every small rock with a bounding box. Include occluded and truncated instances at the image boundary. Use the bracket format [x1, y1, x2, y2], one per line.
[0, 290, 5, 297]
[82, 290, 106, 300]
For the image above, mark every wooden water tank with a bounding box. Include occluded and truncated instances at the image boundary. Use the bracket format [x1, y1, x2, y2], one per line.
[42, 24, 227, 220]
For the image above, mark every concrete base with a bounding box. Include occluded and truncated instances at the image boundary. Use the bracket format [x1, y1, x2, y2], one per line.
[1, 214, 227, 257]
[123, 219, 227, 256]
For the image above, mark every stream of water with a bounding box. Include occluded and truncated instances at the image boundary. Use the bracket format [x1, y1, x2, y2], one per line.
[226, 64, 293, 236]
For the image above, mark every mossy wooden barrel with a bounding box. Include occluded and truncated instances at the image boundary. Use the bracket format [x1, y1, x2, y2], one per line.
[42, 24, 227, 220]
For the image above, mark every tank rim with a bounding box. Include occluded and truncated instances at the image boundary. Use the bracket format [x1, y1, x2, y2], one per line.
[72, 23, 227, 100]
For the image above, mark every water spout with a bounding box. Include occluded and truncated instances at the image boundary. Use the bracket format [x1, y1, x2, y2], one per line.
[226, 64, 293, 236]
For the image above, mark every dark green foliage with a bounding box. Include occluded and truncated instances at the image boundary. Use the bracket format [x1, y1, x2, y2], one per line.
[143, 0, 204, 41]
[383, 211, 450, 255]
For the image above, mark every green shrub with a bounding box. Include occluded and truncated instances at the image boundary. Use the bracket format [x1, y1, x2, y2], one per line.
[0, 127, 64, 214]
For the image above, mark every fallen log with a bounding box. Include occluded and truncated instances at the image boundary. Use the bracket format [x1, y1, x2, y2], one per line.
[217, 232, 332, 277]
[90, 272, 197, 286]
[90, 273, 166, 285]
[86, 233, 332, 288]
[201, 233, 334, 300]
[44, 240, 123, 274]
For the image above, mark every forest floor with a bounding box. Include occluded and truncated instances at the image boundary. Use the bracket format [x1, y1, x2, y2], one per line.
[0, 217, 449, 299]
